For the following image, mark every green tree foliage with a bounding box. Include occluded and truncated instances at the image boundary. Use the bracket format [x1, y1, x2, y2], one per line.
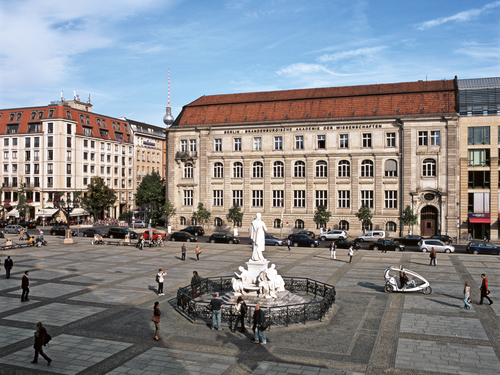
[226, 205, 244, 226]
[161, 200, 176, 224]
[193, 202, 211, 227]
[81, 177, 117, 220]
[16, 184, 30, 221]
[135, 173, 165, 207]
[313, 205, 331, 228]
[401, 205, 419, 232]
[355, 205, 373, 232]
[119, 210, 134, 221]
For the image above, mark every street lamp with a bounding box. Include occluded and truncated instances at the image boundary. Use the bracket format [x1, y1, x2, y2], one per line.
[59, 193, 80, 226]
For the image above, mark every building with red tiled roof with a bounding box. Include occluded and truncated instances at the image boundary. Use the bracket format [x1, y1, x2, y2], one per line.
[166, 79, 460, 237]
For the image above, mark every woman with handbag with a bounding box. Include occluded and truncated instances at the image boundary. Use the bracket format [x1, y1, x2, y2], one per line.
[152, 301, 161, 341]
[195, 245, 202, 261]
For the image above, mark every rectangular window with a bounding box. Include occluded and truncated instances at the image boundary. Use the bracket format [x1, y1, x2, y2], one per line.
[25, 137, 31, 148]
[12, 138, 17, 146]
[66, 164, 72, 174]
[468, 149, 490, 166]
[33, 150, 40, 161]
[83, 126, 93, 136]
[232, 190, 243, 207]
[418, 131, 428, 146]
[28, 123, 41, 133]
[66, 177, 71, 188]
[362, 133, 372, 148]
[252, 190, 263, 207]
[468, 127, 490, 145]
[7, 125, 18, 134]
[214, 139, 222, 152]
[295, 135, 304, 149]
[385, 191, 398, 209]
[91, 141, 95, 148]
[83, 165, 88, 173]
[101, 154, 105, 162]
[430, 131, 440, 146]
[66, 111, 72, 120]
[67, 137, 72, 148]
[234, 138, 241, 151]
[468, 193, 490, 213]
[3, 151, 8, 159]
[25, 164, 30, 174]
[338, 190, 350, 208]
[361, 190, 374, 208]
[189, 139, 196, 152]
[339, 134, 348, 148]
[4, 138, 8, 146]
[47, 177, 53, 187]
[184, 190, 193, 206]
[386, 132, 396, 147]
[47, 150, 53, 160]
[273, 190, 284, 207]
[12, 164, 17, 172]
[213, 190, 223, 206]
[47, 164, 53, 175]
[47, 136, 53, 147]
[316, 190, 327, 207]
[67, 151, 72, 161]
[274, 136, 282, 150]
[180, 140, 188, 152]
[83, 152, 88, 160]
[12, 177, 17, 187]
[12, 151, 17, 159]
[294, 190, 306, 207]
[67, 123, 72, 134]
[468, 171, 490, 189]
[317, 135, 326, 149]
[34, 164, 39, 174]
[25, 151, 30, 161]
[34, 137, 40, 148]
[48, 123, 53, 133]
[254, 137, 262, 151]
[90, 165, 95, 173]
[83, 178, 88, 186]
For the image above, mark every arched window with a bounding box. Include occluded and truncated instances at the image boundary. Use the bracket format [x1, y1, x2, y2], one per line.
[339, 220, 349, 230]
[273, 161, 284, 178]
[385, 159, 397, 177]
[338, 160, 350, 177]
[180, 216, 186, 225]
[295, 219, 304, 229]
[274, 218, 282, 228]
[214, 217, 223, 227]
[213, 162, 223, 178]
[360, 160, 374, 177]
[191, 217, 197, 225]
[294, 161, 306, 178]
[233, 162, 243, 178]
[316, 160, 327, 177]
[184, 163, 193, 179]
[422, 158, 436, 177]
[253, 162, 263, 178]
[386, 221, 397, 232]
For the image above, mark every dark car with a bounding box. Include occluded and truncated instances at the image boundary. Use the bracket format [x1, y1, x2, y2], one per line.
[288, 234, 319, 247]
[466, 241, 500, 255]
[181, 226, 205, 236]
[82, 228, 105, 237]
[394, 235, 423, 246]
[107, 227, 138, 239]
[296, 230, 316, 238]
[334, 238, 357, 249]
[209, 233, 239, 244]
[429, 235, 452, 245]
[369, 239, 405, 251]
[170, 231, 198, 242]
[20, 221, 37, 229]
[50, 226, 70, 236]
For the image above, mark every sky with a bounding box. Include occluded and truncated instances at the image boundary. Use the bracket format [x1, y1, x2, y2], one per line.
[0, 0, 499, 126]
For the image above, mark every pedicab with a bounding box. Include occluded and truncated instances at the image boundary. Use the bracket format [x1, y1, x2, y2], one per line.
[383, 266, 432, 294]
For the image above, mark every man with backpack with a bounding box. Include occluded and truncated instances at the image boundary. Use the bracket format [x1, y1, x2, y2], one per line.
[31, 321, 52, 365]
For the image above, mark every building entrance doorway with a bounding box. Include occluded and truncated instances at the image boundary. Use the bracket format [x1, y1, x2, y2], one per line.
[421, 205, 438, 237]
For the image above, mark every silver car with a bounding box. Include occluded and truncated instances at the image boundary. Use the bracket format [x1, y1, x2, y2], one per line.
[319, 230, 347, 241]
[134, 220, 147, 228]
[4, 225, 26, 234]
[419, 239, 455, 253]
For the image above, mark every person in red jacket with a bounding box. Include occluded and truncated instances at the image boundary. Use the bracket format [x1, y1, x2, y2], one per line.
[479, 273, 493, 305]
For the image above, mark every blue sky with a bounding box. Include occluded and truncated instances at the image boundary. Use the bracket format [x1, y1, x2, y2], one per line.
[0, 0, 499, 125]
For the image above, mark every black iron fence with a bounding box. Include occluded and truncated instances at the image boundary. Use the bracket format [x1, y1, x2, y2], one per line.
[177, 276, 336, 328]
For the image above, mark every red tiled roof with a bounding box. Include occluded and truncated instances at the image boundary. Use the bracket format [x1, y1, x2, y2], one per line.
[173, 80, 456, 127]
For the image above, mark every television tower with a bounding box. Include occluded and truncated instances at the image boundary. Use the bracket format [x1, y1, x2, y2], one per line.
[163, 69, 174, 127]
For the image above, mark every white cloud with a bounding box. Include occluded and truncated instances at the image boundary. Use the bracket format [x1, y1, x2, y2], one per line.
[317, 46, 387, 63]
[415, 1, 500, 30]
[276, 63, 338, 78]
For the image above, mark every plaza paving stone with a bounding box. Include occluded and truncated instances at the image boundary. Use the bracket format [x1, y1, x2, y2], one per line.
[1, 238, 499, 374]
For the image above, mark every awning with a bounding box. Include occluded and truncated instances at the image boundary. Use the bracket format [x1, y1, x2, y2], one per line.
[69, 208, 89, 216]
[35, 208, 59, 217]
[469, 218, 491, 223]
[7, 209, 19, 217]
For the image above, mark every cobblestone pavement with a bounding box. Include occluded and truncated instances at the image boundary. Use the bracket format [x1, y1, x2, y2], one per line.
[0, 237, 499, 374]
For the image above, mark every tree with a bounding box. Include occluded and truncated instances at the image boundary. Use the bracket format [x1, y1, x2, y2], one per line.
[193, 202, 211, 228]
[355, 205, 373, 233]
[16, 184, 30, 221]
[135, 173, 165, 207]
[161, 200, 176, 225]
[226, 205, 244, 226]
[401, 205, 418, 234]
[119, 210, 134, 222]
[313, 205, 331, 229]
[81, 177, 117, 220]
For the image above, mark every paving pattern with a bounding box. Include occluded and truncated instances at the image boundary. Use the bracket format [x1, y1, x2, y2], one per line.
[0, 234, 499, 375]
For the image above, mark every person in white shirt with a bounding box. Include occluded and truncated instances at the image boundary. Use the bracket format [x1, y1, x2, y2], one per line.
[157, 269, 166, 296]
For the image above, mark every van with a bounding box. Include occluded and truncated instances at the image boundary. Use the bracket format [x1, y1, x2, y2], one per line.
[356, 231, 386, 242]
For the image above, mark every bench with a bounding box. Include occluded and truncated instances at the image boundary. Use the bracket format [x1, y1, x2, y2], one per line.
[105, 240, 123, 246]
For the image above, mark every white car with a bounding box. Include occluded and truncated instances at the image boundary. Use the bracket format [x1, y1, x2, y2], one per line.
[133, 220, 146, 228]
[319, 230, 347, 241]
[419, 239, 455, 253]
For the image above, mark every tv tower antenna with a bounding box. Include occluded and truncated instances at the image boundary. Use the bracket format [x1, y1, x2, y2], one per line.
[163, 68, 174, 127]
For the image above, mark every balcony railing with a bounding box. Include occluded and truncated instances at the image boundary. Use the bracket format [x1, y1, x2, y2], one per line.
[175, 151, 197, 160]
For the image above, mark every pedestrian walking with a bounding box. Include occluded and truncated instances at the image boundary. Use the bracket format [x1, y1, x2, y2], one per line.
[463, 281, 472, 309]
[21, 270, 30, 302]
[210, 292, 223, 330]
[195, 245, 201, 261]
[479, 273, 493, 305]
[181, 243, 186, 261]
[286, 239, 291, 251]
[152, 301, 161, 341]
[382, 239, 387, 253]
[252, 305, 267, 344]
[429, 247, 437, 266]
[31, 322, 52, 365]
[191, 271, 202, 298]
[232, 296, 247, 333]
[348, 245, 353, 263]
[330, 242, 336, 260]
[4, 256, 13, 279]
[156, 269, 166, 296]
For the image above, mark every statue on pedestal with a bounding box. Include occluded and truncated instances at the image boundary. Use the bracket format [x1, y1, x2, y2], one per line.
[249, 213, 267, 262]
[232, 266, 251, 296]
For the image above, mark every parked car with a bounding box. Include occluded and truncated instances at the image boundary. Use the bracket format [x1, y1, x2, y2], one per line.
[419, 239, 455, 253]
[50, 226, 70, 236]
[369, 239, 405, 251]
[296, 230, 316, 238]
[319, 230, 347, 241]
[356, 231, 386, 242]
[133, 220, 147, 228]
[181, 226, 205, 236]
[107, 227, 138, 239]
[428, 235, 453, 245]
[209, 233, 239, 244]
[466, 241, 500, 255]
[20, 221, 37, 229]
[4, 225, 26, 234]
[265, 234, 283, 246]
[82, 228, 105, 237]
[333, 238, 357, 249]
[288, 234, 319, 247]
[170, 231, 198, 242]
[393, 235, 423, 246]
[143, 230, 166, 241]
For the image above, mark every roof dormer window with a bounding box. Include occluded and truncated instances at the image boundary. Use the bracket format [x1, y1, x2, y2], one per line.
[48, 109, 54, 118]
